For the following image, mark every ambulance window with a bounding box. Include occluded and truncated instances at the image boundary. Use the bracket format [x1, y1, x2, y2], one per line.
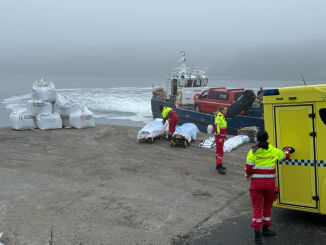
[320, 109, 326, 125]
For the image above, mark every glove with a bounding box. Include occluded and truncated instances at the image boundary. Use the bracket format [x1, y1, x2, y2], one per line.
[283, 147, 295, 154]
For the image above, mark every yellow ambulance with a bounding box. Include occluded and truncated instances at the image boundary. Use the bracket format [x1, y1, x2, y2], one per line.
[263, 84, 326, 214]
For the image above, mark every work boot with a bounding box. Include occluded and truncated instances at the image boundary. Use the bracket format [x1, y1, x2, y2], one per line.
[262, 226, 276, 236]
[216, 165, 226, 175]
[216, 165, 227, 170]
[254, 230, 262, 245]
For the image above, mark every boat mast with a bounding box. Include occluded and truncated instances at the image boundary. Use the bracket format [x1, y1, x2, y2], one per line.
[179, 51, 187, 76]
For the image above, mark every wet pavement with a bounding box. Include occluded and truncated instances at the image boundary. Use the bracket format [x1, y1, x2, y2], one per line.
[188, 208, 326, 245]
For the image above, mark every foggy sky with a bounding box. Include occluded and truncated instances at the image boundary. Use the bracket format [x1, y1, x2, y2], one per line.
[1, 0, 326, 80]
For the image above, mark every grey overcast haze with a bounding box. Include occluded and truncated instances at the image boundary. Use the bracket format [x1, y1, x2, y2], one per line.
[1, 0, 326, 81]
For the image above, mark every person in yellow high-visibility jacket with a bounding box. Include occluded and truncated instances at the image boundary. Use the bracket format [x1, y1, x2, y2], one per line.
[214, 106, 227, 175]
[246, 130, 293, 245]
[159, 105, 179, 140]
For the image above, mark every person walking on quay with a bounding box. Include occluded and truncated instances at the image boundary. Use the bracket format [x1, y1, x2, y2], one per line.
[159, 105, 179, 140]
[245, 130, 293, 244]
[214, 106, 228, 175]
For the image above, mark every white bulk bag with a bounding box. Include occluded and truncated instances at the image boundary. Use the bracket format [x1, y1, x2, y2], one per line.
[137, 118, 169, 141]
[27, 100, 53, 116]
[223, 135, 250, 152]
[54, 94, 79, 117]
[69, 106, 95, 129]
[9, 111, 37, 130]
[36, 112, 62, 130]
[32, 78, 57, 102]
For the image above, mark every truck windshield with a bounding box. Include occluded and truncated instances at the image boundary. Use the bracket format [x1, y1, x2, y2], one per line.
[200, 91, 208, 98]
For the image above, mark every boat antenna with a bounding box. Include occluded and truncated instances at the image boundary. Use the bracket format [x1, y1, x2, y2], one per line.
[179, 51, 187, 74]
[300, 73, 307, 86]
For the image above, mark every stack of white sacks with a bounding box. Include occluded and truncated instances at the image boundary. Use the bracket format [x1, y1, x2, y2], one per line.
[9, 79, 95, 130]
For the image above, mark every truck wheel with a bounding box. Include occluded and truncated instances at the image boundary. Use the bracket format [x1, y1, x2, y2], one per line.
[195, 105, 200, 112]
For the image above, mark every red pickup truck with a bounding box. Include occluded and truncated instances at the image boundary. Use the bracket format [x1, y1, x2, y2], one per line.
[193, 88, 246, 113]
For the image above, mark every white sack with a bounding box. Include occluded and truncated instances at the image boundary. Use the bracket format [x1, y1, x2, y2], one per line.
[223, 135, 250, 152]
[137, 118, 169, 141]
[172, 123, 199, 142]
[36, 112, 62, 130]
[69, 106, 95, 129]
[27, 100, 53, 116]
[54, 94, 79, 117]
[207, 124, 214, 134]
[32, 78, 57, 102]
[9, 111, 37, 130]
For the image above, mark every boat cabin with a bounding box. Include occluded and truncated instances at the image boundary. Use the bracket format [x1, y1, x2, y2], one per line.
[164, 52, 209, 106]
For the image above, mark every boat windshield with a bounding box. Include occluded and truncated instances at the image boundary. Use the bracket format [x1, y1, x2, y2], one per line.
[202, 78, 208, 87]
[194, 79, 201, 87]
[185, 79, 193, 87]
[178, 79, 184, 87]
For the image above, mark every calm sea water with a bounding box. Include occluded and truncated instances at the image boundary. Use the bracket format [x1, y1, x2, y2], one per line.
[0, 74, 324, 128]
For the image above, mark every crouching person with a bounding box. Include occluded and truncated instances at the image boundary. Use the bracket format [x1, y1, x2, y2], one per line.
[159, 105, 179, 140]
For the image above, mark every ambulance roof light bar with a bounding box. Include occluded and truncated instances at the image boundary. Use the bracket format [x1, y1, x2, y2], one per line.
[263, 89, 280, 96]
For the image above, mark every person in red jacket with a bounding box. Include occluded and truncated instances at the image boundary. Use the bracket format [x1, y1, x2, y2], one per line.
[245, 130, 293, 244]
[159, 105, 179, 140]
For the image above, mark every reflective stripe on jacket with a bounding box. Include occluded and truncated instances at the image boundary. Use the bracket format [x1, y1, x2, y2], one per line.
[214, 112, 227, 136]
[246, 144, 288, 178]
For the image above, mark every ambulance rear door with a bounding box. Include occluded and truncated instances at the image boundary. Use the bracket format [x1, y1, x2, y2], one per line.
[275, 104, 318, 209]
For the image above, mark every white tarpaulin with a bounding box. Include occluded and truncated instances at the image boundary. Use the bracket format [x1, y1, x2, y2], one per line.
[137, 118, 168, 141]
[172, 123, 199, 142]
